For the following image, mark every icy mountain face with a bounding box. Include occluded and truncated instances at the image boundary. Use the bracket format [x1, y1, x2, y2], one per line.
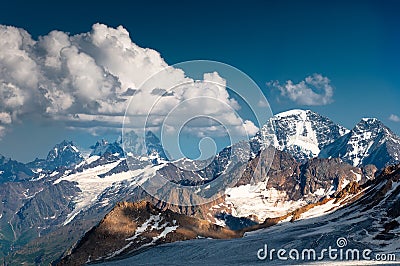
[90, 139, 124, 157]
[144, 131, 169, 162]
[320, 118, 400, 169]
[122, 131, 168, 163]
[254, 109, 348, 161]
[121, 131, 146, 156]
[27, 140, 84, 171]
[0, 154, 33, 183]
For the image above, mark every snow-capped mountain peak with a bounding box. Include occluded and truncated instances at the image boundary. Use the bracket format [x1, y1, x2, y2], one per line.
[274, 108, 308, 119]
[145, 131, 169, 162]
[90, 139, 124, 157]
[45, 140, 84, 170]
[255, 109, 349, 161]
[359, 117, 385, 130]
[320, 118, 400, 168]
[121, 131, 168, 161]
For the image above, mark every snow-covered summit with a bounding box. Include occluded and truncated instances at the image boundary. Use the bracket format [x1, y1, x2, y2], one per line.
[122, 131, 168, 161]
[254, 109, 349, 161]
[90, 139, 124, 157]
[274, 109, 308, 118]
[45, 140, 84, 170]
[23, 141, 84, 173]
[320, 118, 400, 168]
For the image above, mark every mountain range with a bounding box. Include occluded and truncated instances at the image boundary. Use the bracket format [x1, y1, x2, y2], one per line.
[0, 109, 399, 264]
[89, 164, 400, 266]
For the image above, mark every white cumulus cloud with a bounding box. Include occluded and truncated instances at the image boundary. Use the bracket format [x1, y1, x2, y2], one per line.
[268, 73, 334, 106]
[389, 114, 400, 122]
[0, 112, 12, 124]
[0, 23, 258, 140]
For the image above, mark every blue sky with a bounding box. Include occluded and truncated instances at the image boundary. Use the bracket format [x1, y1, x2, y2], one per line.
[0, 0, 399, 162]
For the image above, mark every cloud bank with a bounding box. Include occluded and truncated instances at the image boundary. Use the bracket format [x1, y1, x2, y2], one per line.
[0, 24, 257, 139]
[268, 73, 334, 106]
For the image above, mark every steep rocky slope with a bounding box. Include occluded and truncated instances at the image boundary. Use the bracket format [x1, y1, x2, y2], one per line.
[57, 201, 241, 265]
